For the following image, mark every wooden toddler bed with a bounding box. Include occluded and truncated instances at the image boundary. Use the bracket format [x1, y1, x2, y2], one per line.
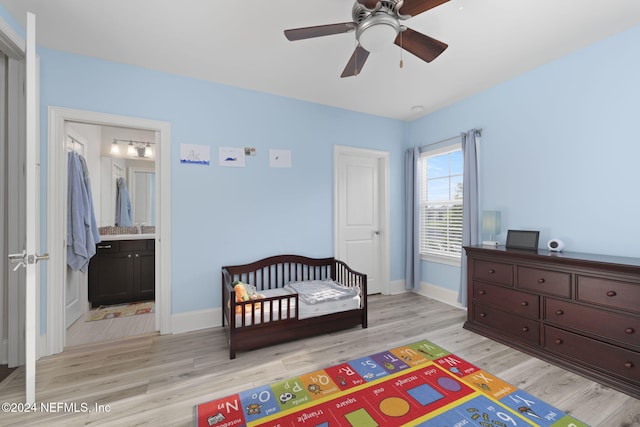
[222, 255, 367, 359]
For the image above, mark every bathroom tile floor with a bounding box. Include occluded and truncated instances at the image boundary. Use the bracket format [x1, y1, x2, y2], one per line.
[66, 306, 156, 347]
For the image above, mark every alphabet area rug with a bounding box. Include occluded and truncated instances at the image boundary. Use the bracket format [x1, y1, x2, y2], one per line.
[86, 301, 154, 322]
[195, 339, 589, 427]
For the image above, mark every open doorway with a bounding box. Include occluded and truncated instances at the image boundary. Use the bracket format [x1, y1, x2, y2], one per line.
[45, 107, 171, 357]
[63, 122, 158, 347]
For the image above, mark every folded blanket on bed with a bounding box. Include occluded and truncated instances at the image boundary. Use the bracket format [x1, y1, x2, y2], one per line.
[285, 280, 360, 305]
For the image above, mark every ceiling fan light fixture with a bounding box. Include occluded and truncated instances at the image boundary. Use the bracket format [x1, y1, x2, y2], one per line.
[357, 13, 399, 52]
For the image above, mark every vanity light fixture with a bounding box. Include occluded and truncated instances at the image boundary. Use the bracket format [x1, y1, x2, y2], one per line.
[113, 138, 156, 159]
[127, 141, 136, 156]
[110, 139, 120, 155]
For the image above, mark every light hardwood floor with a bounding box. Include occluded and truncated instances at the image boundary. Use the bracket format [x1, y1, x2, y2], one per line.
[66, 307, 156, 347]
[1, 293, 638, 426]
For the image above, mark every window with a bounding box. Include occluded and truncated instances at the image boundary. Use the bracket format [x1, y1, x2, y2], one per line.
[419, 144, 463, 260]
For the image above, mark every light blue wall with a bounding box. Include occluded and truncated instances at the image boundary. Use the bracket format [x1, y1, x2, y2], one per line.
[36, 48, 407, 314]
[3, 4, 639, 319]
[409, 24, 640, 291]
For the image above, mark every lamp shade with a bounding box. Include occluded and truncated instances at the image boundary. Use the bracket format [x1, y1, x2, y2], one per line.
[482, 211, 501, 236]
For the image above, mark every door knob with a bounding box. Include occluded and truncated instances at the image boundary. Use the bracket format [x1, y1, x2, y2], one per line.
[9, 251, 27, 271]
[9, 251, 49, 271]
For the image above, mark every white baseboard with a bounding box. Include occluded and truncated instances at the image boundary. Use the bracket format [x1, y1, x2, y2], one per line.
[39, 334, 47, 359]
[168, 282, 463, 336]
[415, 281, 465, 309]
[171, 308, 221, 334]
[1, 338, 6, 365]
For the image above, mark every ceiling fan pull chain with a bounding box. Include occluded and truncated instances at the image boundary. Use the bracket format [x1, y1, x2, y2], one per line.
[355, 39, 360, 76]
[399, 31, 404, 69]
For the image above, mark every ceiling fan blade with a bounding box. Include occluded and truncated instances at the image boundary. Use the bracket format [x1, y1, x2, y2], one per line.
[357, 0, 379, 8]
[394, 27, 448, 63]
[399, 0, 449, 17]
[284, 22, 356, 41]
[341, 45, 370, 78]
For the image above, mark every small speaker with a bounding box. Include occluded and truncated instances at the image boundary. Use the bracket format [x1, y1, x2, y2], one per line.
[547, 239, 565, 252]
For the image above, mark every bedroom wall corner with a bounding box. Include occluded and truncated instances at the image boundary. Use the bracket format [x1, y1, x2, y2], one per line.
[172, 308, 220, 334]
[387, 279, 407, 295]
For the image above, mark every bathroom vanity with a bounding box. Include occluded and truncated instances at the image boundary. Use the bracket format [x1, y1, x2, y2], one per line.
[88, 234, 155, 307]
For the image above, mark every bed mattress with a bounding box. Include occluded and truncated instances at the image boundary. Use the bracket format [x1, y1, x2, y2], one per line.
[234, 281, 361, 327]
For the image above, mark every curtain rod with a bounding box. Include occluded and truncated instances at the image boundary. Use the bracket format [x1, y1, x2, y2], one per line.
[419, 128, 482, 151]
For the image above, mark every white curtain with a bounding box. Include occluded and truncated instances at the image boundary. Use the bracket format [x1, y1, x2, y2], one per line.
[458, 129, 480, 307]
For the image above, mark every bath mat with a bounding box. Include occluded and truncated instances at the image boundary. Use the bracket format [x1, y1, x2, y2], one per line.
[86, 301, 154, 322]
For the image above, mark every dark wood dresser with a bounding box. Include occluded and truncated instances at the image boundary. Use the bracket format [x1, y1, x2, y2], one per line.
[463, 245, 640, 398]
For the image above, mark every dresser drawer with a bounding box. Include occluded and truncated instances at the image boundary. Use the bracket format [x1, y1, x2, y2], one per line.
[473, 303, 539, 344]
[544, 326, 640, 385]
[517, 266, 571, 298]
[472, 259, 513, 286]
[576, 275, 640, 314]
[545, 298, 640, 350]
[474, 282, 539, 318]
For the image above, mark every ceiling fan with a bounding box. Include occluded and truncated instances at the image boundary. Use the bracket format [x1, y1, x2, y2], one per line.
[284, 0, 449, 78]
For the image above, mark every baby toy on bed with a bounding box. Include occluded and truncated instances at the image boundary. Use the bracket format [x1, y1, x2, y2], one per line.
[232, 281, 265, 314]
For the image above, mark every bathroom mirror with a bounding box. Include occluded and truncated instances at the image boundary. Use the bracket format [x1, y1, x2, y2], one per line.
[129, 167, 156, 226]
[66, 121, 157, 230]
[99, 156, 155, 227]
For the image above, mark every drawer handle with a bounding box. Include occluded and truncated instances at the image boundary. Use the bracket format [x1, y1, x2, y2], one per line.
[625, 328, 635, 334]
[97, 244, 111, 249]
[554, 338, 563, 345]
[521, 301, 528, 307]
[488, 269, 495, 274]
[606, 291, 617, 297]
[480, 312, 487, 317]
[537, 278, 546, 284]
[128, 254, 132, 258]
[624, 362, 634, 369]
[479, 290, 486, 295]
[555, 309, 564, 316]
[521, 326, 529, 332]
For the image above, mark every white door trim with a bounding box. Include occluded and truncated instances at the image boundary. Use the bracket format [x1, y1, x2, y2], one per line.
[333, 145, 390, 295]
[46, 107, 172, 357]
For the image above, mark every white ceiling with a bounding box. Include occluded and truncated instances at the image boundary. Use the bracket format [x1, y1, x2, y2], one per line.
[3, 0, 640, 121]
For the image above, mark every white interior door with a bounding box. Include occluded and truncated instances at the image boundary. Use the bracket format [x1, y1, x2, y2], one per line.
[335, 147, 389, 295]
[6, 11, 40, 405]
[24, 12, 42, 404]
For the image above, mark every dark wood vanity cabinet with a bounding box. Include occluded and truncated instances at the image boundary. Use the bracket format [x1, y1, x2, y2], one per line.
[464, 245, 640, 399]
[88, 239, 155, 307]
